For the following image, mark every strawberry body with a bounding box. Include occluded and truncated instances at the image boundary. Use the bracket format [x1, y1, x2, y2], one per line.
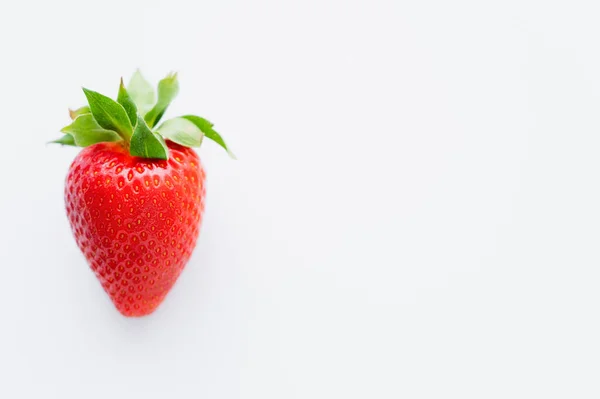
[65, 141, 206, 316]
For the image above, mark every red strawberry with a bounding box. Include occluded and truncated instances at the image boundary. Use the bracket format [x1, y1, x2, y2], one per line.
[52, 71, 234, 316]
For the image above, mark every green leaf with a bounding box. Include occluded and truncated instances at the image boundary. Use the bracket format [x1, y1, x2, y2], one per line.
[181, 115, 236, 158]
[127, 70, 156, 116]
[61, 114, 122, 147]
[49, 134, 76, 146]
[117, 78, 138, 126]
[130, 116, 169, 160]
[155, 117, 204, 147]
[83, 88, 133, 140]
[144, 72, 179, 128]
[69, 106, 90, 120]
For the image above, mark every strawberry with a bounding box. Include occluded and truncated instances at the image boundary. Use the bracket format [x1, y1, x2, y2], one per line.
[51, 71, 234, 317]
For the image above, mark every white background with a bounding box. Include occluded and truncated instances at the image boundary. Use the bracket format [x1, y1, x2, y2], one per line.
[0, 0, 599, 397]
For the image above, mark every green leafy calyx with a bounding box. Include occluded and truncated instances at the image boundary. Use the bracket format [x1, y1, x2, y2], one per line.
[130, 116, 169, 160]
[51, 71, 235, 160]
[61, 114, 122, 147]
